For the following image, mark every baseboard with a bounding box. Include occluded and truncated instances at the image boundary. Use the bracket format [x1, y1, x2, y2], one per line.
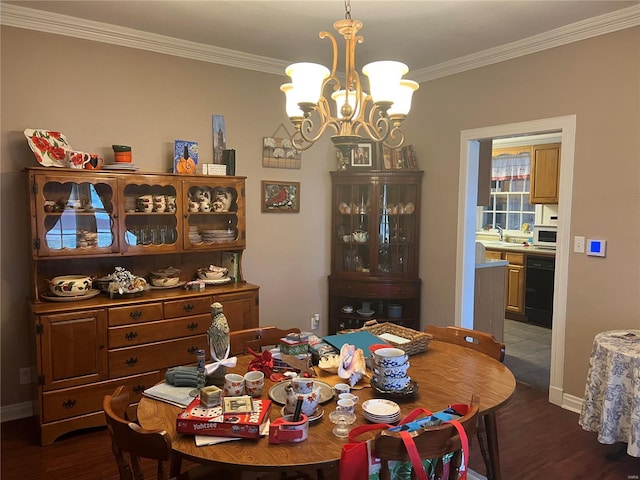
[561, 392, 583, 414]
[1, 400, 34, 423]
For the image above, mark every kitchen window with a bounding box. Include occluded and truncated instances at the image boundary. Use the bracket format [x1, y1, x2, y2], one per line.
[480, 150, 535, 232]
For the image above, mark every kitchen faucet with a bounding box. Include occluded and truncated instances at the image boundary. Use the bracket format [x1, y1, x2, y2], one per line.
[496, 225, 504, 241]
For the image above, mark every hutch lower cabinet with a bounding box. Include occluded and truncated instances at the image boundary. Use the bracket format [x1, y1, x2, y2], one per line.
[328, 170, 423, 333]
[26, 168, 258, 444]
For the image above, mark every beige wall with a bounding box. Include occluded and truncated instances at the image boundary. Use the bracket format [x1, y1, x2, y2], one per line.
[1, 25, 638, 410]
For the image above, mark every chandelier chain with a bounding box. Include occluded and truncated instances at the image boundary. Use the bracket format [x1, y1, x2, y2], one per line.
[344, 0, 351, 20]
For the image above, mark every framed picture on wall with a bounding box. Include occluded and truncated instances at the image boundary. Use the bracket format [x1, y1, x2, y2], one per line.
[261, 181, 300, 213]
[350, 142, 374, 169]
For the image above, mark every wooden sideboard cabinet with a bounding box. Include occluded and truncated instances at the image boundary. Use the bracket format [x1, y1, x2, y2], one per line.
[26, 167, 259, 445]
[328, 170, 423, 333]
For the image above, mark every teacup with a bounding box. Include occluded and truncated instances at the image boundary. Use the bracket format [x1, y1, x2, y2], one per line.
[139, 194, 153, 203]
[153, 202, 166, 212]
[338, 393, 359, 404]
[336, 398, 355, 414]
[188, 201, 200, 213]
[334, 383, 350, 395]
[68, 151, 90, 169]
[84, 154, 104, 170]
[292, 378, 315, 394]
[139, 201, 153, 213]
[224, 373, 245, 396]
[244, 371, 265, 396]
[200, 201, 212, 212]
[153, 195, 166, 203]
[285, 390, 319, 417]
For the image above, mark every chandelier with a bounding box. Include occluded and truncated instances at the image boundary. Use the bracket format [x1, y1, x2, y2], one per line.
[280, 0, 419, 158]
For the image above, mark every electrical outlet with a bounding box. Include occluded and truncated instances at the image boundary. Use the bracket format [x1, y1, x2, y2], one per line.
[311, 313, 320, 330]
[19, 367, 33, 385]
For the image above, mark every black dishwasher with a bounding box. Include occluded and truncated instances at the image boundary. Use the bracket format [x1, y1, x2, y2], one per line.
[525, 255, 555, 328]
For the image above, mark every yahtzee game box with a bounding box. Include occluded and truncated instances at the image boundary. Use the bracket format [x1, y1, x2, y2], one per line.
[176, 397, 271, 439]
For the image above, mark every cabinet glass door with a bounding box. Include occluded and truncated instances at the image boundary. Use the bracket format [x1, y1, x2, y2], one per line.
[35, 175, 118, 256]
[376, 183, 418, 275]
[334, 183, 372, 273]
[182, 180, 244, 250]
[121, 180, 179, 253]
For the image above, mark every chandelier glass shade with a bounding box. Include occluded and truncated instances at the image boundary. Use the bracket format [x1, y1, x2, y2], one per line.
[280, 9, 419, 157]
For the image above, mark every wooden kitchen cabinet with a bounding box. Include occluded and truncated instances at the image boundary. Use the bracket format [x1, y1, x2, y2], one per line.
[328, 170, 422, 333]
[26, 167, 259, 445]
[505, 257, 526, 315]
[530, 143, 561, 204]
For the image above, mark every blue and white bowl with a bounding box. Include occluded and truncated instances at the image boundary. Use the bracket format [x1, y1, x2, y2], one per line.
[372, 347, 408, 368]
[374, 362, 410, 379]
[376, 375, 411, 391]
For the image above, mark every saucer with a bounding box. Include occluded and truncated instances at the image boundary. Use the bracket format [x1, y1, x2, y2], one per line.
[41, 289, 101, 302]
[370, 378, 419, 399]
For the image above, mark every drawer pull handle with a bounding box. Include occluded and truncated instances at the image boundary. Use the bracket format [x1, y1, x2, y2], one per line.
[187, 322, 198, 331]
[133, 385, 145, 394]
[183, 304, 194, 312]
[129, 310, 142, 320]
[62, 399, 76, 409]
[187, 346, 198, 355]
[124, 331, 138, 341]
[125, 357, 138, 367]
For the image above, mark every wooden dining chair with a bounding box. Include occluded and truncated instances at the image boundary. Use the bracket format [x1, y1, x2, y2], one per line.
[229, 325, 301, 355]
[374, 395, 480, 480]
[103, 385, 222, 480]
[424, 325, 505, 479]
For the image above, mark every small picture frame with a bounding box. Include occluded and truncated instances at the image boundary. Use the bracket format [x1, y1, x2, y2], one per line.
[350, 142, 374, 169]
[223, 395, 253, 414]
[261, 181, 300, 213]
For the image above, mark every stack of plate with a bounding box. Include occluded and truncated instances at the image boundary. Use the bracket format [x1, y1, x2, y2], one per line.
[188, 226, 202, 244]
[361, 399, 401, 424]
[201, 229, 236, 243]
[102, 163, 140, 171]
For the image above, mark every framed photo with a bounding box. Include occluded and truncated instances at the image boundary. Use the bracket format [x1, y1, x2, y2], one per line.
[350, 142, 374, 169]
[261, 181, 300, 213]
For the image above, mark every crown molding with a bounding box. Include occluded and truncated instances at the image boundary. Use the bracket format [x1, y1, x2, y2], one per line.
[0, 3, 289, 75]
[410, 4, 640, 82]
[2, 3, 639, 82]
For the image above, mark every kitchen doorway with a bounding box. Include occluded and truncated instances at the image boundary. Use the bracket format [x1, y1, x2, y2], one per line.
[455, 115, 576, 408]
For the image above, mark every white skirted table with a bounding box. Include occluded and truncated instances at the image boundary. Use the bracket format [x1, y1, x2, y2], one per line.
[579, 330, 640, 457]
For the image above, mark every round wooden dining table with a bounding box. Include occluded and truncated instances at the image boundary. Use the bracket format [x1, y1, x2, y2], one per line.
[138, 339, 516, 478]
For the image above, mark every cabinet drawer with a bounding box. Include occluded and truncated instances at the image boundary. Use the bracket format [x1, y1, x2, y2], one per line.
[109, 314, 210, 348]
[504, 252, 525, 265]
[484, 250, 503, 260]
[42, 371, 160, 423]
[108, 303, 164, 326]
[330, 280, 419, 298]
[109, 335, 208, 377]
[164, 296, 212, 319]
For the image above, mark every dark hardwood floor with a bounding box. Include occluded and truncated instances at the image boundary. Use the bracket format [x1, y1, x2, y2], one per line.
[1, 383, 638, 479]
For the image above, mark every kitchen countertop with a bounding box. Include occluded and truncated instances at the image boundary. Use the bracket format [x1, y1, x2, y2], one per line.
[478, 240, 556, 256]
[476, 258, 508, 269]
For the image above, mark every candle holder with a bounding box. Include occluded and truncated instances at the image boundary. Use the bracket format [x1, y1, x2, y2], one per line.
[329, 410, 356, 438]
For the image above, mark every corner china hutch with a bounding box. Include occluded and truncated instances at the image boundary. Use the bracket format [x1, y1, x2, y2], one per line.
[26, 167, 259, 445]
[328, 170, 423, 334]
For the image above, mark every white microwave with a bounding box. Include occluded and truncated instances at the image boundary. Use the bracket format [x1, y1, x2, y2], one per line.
[533, 225, 557, 249]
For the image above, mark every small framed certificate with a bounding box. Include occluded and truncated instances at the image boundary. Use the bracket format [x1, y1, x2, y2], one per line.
[223, 395, 253, 414]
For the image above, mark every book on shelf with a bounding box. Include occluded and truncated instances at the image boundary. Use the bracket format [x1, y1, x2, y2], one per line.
[221, 251, 239, 282]
[176, 397, 271, 439]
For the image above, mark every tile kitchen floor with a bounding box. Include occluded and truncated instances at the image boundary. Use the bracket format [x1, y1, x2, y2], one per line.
[503, 319, 551, 391]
